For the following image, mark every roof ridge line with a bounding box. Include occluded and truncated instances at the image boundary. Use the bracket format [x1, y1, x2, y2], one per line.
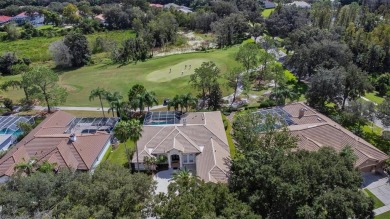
[203, 125, 229, 150]
[150, 127, 178, 154]
[70, 142, 88, 168]
[176, 129, 201, 152]
[145, 126, 172, 147]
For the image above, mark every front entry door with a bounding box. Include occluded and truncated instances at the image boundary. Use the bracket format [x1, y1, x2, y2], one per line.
[171, 154, 180, 169]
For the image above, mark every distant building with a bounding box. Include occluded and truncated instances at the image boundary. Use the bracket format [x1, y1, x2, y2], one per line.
[150, 3, 164, 8]
[164, 3, 193, 13]
[0, 111, 119, 183]
[0, 16, 11, 25]
[10, 12, 44, 26]
[94, 14, 106, 24]
[287, 1, 311, 8]
[263, 1, 276, 9]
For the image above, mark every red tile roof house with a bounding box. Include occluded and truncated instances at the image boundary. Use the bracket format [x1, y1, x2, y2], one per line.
[261, 102, 389, 172]
[132, 111, 230, 183]
[0, 111, 119, 183]
[0, 16, 11, 25]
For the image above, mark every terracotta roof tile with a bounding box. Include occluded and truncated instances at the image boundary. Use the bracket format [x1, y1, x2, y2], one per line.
[0, 111, 114, 176]
[285, 103, 389, 170]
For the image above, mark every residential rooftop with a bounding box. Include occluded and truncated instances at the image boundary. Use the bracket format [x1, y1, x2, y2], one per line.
[134, 111, 230, 183]
[259, 103, 389, 171]
[0, 111, 118, 180]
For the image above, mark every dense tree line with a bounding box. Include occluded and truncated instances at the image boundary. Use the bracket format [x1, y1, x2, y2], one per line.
[0, 163, 154, 218]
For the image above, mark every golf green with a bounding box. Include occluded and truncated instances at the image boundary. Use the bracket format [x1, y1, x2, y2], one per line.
[1, 47, 240, 107]
[146, 58, 209, 82]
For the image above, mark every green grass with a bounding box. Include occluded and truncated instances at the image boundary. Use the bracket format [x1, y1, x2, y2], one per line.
[362, 123, 390, 153]
[102, 145, 112, 162]
[106, 140, 135, 167]
[0, 30, 135, 62]
[376, 210, 390, 219]
[222, 114, 236, 158]
[364, 92, 384, 104]
[1, 47, 239, 106]
[262, 8, 275, 18]
[363, 189, 385, 209]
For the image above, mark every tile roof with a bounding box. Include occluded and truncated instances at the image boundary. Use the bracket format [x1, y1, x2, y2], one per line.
[0, 111, 113, 177]
[282, 103, 389, 170]
[0, 16, 11, 23]
[134, 111, 230, 182]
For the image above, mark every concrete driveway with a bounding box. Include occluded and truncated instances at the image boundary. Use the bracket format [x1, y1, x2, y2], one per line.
[363, 172, 390, 215]
[154, 169, 174, 194]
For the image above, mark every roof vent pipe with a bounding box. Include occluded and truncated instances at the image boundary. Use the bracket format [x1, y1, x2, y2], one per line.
[69, 133, 77, 142]
[299, 108, 306, 119]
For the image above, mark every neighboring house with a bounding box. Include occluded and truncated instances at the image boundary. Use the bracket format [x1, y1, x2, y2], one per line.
[258, 102, 389, 172]
[0, 116, 35, 151]
[150, 3, 164, 8]
[0, 16, 11, 25]
[0, 111, 119, 183]
[94, 14, 106, 24]
[287, 1, 311, 8]
[263, 1, 276, 9]
[10, 12, 44, 26]
[164, 3, 193, 13]
[132, 111, 230, 183]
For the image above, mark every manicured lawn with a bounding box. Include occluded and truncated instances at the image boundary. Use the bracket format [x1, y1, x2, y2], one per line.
[376, 210, 390, 219]
[0, 30, 135, 62]
[2, 47, 239, 106]
[105, 140, 135, 167]
[363, 189, 385, 209]
[364, 92, 384, 104]
[262, 8, 275, 18]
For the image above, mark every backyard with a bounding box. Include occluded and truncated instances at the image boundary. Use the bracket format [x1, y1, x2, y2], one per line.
[1, 47, 239, 106]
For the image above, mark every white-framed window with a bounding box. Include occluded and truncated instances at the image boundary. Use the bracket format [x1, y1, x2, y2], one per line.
[183, 154, 195, 164]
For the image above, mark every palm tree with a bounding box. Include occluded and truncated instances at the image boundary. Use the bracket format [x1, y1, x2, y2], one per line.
[144, 156, 157, 173]
[89, 87, 107, 117]
[270, 84, 298, 105]
[106, 91, 123, 117]
[114, 121, 132, 169]
[168, 95, 182, 111]
[113, 120, 143, 171]
[181, 93, 197, 112]
[144, 91, 158, 112]
[128, 119, 143, 171]
[14, 159, 37, 176]
[37, 161, 57, 173]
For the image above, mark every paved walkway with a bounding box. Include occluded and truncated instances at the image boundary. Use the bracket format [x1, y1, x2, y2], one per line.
[362, 172, 390, 215]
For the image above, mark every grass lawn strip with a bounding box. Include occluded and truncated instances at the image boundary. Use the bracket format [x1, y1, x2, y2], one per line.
[363, 189, 385, 209]
[376, 210, 390, 219]
[364, 92, 384, 104]
[106, 140, 135, 167]
[262, 8, 275, 18]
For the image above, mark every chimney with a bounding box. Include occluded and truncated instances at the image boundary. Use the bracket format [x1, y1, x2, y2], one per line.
[183, 118, 187, 126]
[299, 108, 306, 118]
[69, 133, 77, 142]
